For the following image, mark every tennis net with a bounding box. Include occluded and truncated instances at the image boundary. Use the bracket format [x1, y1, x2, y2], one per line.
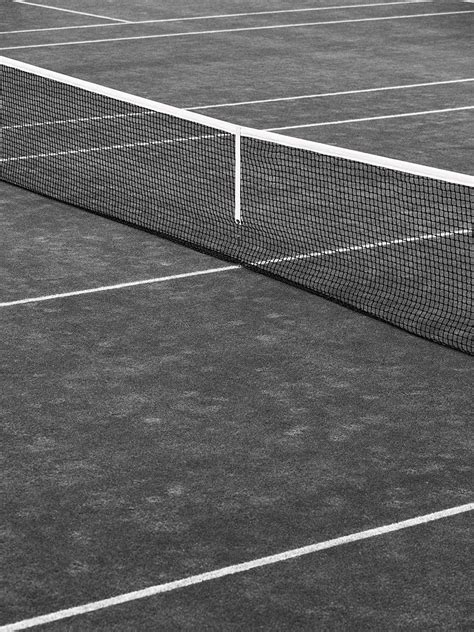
[1, 57, 472, 354]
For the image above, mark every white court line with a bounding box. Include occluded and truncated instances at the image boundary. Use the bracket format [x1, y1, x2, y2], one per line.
[1, 11, 472, 50]
[252, 229, 472, 266]
[0, 132, 228, 162]
[190, 79, 474, 110]
[1, 229, 470, 308]
[3, 80, 472, 133]
[3, 108, 472, 158]
[1, 111, 153, 131]
[13, 0, 129, 23]
[267, 106, 474, 130]
[0, 266, 241, 307]
[1, 503, 472, 631]
[0, 1, 432, 34]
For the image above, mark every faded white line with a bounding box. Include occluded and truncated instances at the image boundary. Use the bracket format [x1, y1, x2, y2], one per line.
[0, 1, 433, 34]
[251, 229, 472, 266]
[0, 132, 228, 162]
[266, 106, 474, 130]
[1, 503, 472, 631]
[13, 0, 129, 22]
[1, 229, 470, 307]
[1, 111, 153, 131]
[1, 11, 472, 50]
[3, 108, 472, 155]
[3, 80, 472, 132]
[189, 78, 474, 110]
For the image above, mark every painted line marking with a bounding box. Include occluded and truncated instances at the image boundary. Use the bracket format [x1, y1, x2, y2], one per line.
[13, 0, 129, 23]
[1, 11, 472, 50]
[1, 503, 472, 631]
[2, 81, 472, 133]
[0, 132, 229, 162]
[1, 111, 154, 131]
[1, 229, 470, 308]
[267, 106, 474, 130]
[0, 266, 241, 307]
[251, 229, 472, 266]
[189, 78, 474, 110]
[3, 108, 472, 159]
[0, 1, 432, 34]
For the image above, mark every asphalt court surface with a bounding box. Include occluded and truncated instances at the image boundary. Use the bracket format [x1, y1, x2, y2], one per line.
[1, 1, 473, 630]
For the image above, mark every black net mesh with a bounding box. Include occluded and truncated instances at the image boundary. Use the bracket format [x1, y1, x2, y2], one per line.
[1, 64, 472, 353]
[239, 139, 472, 352]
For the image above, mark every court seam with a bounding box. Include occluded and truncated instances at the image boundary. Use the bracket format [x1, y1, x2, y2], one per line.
[189, 78, 474, 109]
[1, 229, 470, 308]
[1, 1, 433, 34]
[2, 11, 472, 51]
[1, 503, 472, 631]
[13, 0, 129, 23]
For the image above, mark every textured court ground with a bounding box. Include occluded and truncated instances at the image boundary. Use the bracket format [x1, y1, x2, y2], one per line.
[1, 1, 473, 630]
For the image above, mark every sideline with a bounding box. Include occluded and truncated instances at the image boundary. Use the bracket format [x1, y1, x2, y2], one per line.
[2, 503, 472, 631]
[2, 11, 472, 51]
[189, 79, 474, 110]
[13, 0, 129, 23]
[267, 106, 474, 130]
[1, 229, 470, 308]
[4, 1, 434, 34]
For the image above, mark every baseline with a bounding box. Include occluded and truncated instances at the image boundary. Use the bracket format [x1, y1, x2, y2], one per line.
[1, 503, 472, 631]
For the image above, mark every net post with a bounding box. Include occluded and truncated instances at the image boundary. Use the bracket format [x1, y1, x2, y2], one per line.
[234, 127, 241, 223]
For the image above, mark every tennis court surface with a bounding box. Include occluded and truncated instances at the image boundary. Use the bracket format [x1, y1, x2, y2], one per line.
[1, 1, 473, 630]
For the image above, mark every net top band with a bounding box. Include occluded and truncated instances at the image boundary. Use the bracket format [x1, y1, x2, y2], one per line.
[1, 55, 473, 188]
